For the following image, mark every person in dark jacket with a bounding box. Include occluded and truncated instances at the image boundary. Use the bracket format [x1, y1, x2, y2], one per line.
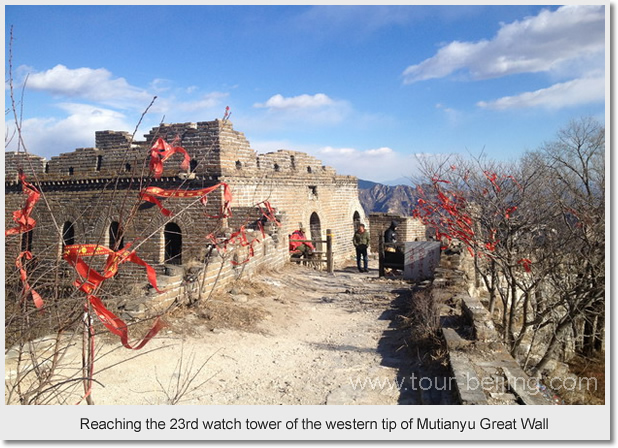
[384, 221, 398, 244]
[353, 224, 370, 272]
[383, 220, 402, 275]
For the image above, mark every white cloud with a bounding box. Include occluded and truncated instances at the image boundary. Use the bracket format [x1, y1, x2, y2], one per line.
[25, 64, 151, 108]
[6, 103, 131, 158]
[435, 103, 462, 124]
[173, 92, 229, 113]
[297, 6, 424, 35]
[317, 145, 417, 182]
[318, 146, 394, 158]
[150, 78, 173, 93]
[402, 5, 604, 83]
[7, 64, 235, 158]
[246, 94, 352, 131]
[20, 64, 229, 117]
[477, 75, 605, 110]
[251, 140, 414, 182]
[365, 147, 393, 156]
[319, 146, 357, 155]
[254, 93, 335, 110]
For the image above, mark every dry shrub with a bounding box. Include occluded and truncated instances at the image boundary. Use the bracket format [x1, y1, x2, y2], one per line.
[401, 286, 442, 348]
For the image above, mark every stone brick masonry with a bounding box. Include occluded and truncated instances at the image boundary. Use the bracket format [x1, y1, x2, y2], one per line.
[5, 120, 366, 313]
[368, 212, 428, 253]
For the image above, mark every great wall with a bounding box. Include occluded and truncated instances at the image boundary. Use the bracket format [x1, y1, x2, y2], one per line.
[5, 120, 558, 405]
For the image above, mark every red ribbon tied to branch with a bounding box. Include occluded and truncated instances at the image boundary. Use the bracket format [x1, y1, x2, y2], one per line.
[139, 182, 232, 218]
[62, 244, 162, 295]
[504, 175, 523, 191]
[484, 171, 501, 192]
[505, 206, 518, 219]
[16, 251, 43, 309]
[87, 294, 167, 350]
[206, 200, 280, 266]
[62, 244, 166, 349]
[6, 170, 41, 236]
[7, 171, 44, 308]
[256, 201, 281, 237]
[149, 137, 191, 179]
[207, 225, 262, 266]
[517, 258, 532, 272]
[431, 176, 450, 184]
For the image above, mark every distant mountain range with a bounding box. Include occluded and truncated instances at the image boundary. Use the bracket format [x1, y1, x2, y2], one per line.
[377, 177, 411, 187]
[358, 179, 419, 216]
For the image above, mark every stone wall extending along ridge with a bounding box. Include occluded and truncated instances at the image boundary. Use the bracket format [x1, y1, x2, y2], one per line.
[5, 119, 365, 314]
[433, 253, 553, 405]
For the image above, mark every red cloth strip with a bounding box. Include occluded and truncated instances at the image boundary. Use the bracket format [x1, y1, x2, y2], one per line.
[140, 183, 231, 218]
[6, 170, 41, 236]
[204, 183, 233, 218]
[517, 258, 532, 272]
[149, 137, 191, 179]
[484, 171, 501, 192]
[207, 224, 262, 266]
[257, 201, 280, 225]
[15, 251, 43, 309]
[88, 294, 167, 350]
[63, 244, 161, 294]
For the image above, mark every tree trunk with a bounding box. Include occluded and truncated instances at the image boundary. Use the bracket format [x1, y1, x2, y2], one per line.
[594, 311, 605, 352]
[532, 319, 571, 375]
[506, 276, 518, 348]
[583, 316, 595, 356]
[488, 260, 497, 315]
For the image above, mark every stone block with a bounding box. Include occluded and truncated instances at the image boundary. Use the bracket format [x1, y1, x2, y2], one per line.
[403, 241, 441, 281]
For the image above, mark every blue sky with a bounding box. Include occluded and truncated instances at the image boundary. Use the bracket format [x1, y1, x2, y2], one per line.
[5, 5, 606, 183]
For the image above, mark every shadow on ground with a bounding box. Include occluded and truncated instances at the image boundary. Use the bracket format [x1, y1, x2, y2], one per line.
[377, 287, 458, 405]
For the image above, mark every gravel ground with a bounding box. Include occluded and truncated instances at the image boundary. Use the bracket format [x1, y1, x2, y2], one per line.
[7, 261, 423, 406]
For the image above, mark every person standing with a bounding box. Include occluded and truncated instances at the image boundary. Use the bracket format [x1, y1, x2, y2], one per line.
[383, 220, 402, 274]
[353, 224, 370, 272]
[384, 220, 398, 244]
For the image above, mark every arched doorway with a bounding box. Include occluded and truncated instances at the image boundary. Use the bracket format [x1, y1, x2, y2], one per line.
[164, 223, 182, 265]
[62, 221, 75, 247]
[309, 212, 322, 252]
[21, 229, 33, 253]
[353, 211, 361, 230]
[108, 221, 124, 250]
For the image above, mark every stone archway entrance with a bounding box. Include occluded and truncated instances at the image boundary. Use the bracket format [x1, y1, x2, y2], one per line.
[353, 211, 361, 230]
[109, 221, 124, 250]
[21, 230, 33, 253]
[309, 212, 322, 252]
[164, 223, 182, 265]
[62, 221, 75, 247]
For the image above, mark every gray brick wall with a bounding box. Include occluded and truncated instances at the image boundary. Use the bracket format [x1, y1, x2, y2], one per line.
[6, 119, 366, 312]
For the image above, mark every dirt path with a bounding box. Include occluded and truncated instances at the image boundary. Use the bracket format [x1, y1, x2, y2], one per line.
[89, 261, 422, 405]
[7, 260, 455, 405]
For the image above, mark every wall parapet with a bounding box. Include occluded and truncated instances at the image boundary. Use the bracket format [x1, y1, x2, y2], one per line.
[123, 233, 289, 318]
[6, 118, 366, 319]
[6, 119, 360, 186]
[435, 253, 552, 405]
[368, 213, 428, 252]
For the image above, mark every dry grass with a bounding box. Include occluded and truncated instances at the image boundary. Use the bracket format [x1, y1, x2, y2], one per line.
[163, 277, 277, 336]
[562, 353, 605, 405]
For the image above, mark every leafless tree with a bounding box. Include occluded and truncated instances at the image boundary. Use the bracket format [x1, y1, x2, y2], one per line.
[524, 117, 605, 372]
[413, 117, 605, 375]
